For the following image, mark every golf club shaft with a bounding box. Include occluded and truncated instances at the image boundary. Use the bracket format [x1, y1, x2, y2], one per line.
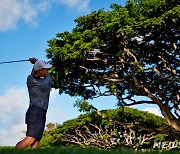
[0, 59, 29, 64]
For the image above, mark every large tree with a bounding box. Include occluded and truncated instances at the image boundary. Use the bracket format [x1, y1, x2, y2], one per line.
[46, 0, 180, 131]
[42, 108, 169, 149]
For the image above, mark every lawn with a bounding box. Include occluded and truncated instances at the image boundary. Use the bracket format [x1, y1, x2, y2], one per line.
[0, 146, 179, 154]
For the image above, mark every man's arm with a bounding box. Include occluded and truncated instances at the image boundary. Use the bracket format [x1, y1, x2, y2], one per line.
[29, 58, 38, 75]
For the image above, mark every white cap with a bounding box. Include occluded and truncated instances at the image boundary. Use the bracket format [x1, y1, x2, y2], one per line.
[33, 60, 52, 71]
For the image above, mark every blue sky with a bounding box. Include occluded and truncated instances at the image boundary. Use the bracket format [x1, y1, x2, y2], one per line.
[0, 0, 161, 146]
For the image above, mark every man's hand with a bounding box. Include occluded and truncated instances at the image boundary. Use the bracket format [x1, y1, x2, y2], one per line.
[29, 58, 38, 64]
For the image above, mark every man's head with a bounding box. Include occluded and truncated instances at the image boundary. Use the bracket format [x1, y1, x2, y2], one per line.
[33, 60, 52, 77]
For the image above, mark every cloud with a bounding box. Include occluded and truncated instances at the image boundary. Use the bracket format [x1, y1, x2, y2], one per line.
[0, 118, 26, 146]
[0, 87, 28, 118]
[0, 0, 51, 31]
[0, 87, 28, 146]
[142, 107, 162, 117]
[0, 0, 89, 32]
[47, 89, 81, 124]
[0, 87, 79, 146]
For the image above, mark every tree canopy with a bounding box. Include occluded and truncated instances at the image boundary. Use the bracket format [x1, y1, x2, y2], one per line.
[41, 107, 170, 149]
[46, 0, 180, 131]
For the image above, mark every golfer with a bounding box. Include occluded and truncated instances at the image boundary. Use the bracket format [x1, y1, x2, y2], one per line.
[15, 58, 52, 149]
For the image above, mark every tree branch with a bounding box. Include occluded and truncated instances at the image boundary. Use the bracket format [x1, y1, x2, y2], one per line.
[148, 67, 180, 81]
[158, 55, 177, 75]
[123, 100, 156, 106]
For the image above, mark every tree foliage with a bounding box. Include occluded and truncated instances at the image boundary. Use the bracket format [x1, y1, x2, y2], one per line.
[41, 108, 176, 149]
[46, 0, 180, 132]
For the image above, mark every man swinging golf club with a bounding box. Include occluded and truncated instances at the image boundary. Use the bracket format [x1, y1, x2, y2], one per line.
[15, 58, 52, 149]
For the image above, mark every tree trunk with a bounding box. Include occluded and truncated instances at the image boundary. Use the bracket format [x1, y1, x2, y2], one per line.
[159, 103, 180, 131]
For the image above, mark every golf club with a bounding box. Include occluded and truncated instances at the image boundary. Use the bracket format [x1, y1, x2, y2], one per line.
[0, 59, 29, 65]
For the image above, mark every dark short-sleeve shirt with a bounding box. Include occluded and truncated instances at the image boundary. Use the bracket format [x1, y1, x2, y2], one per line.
[27, 74, 52, 110]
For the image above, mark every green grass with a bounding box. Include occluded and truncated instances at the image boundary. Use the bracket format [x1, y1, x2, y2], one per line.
[0, 146, 179, 154]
